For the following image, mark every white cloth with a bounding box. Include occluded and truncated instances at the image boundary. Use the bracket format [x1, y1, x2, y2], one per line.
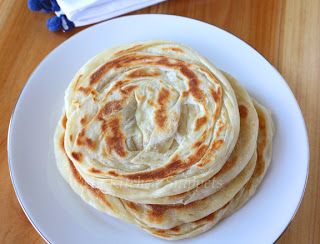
[56, 0, 166, 26]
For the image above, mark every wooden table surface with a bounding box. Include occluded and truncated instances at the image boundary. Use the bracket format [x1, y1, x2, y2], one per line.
[0, 0, 319, 243]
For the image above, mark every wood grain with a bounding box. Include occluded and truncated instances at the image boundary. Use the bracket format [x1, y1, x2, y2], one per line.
[0, 0, 319, 243]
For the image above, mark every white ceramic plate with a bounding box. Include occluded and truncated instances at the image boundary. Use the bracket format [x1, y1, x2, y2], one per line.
[8, 14, 309, 244]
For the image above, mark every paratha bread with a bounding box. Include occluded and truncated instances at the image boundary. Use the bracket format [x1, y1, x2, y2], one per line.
[62, 40, 240, 199]
[54, 73, 258, 229]
[90, 72, 259, 205]
[54, 70, 259, 229]
[53, 97, 273, 239]
[140, 99, 275, 239]
[55, 112, 256, 229]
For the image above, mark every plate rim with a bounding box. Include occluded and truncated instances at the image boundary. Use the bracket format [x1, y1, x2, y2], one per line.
[7, 13, 309, 243]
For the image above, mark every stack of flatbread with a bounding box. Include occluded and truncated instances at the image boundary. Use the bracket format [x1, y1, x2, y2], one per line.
[54, 41, 274, 240]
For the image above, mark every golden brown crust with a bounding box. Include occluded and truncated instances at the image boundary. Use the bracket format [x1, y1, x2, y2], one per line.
[195, 116, 208, 131]
[76, 129, 97, 150]
[71, 151, 83, 162]
[161, 47, 184, 53]
[155, 88, 170, 129]
[62, 114, 67, 129]
[239, 105, 248, 118]
[104, 117, 127, 157]
[127, 68, 161, 78]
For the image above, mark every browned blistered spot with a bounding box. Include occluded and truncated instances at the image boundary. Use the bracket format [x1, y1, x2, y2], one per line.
[216, 122, 225, 137]
[199, 67, 220, 85]
[114, 44, 144, 56]
[69, 134, 73, 142]
[210, 86, 222, 103]
[259, 113, 266, 130]
[155, 112, 167, 129]
[106, 79, 132, 97]
[170, 226, 180, 232]
[147, 204, 169, 223]
[62, 114, 67, 129]
[78, 85, 97, 96]
[78, 86, 92, 95]
[187, 144, 208, 165]
[80, 116, 87, 125]
[239, 105, 248, 118]
[113, 79, 125, 89]
[213, 103, 222, 121]
[76, 129, 97, 150]
[189, 78, 203, 100]
[193, 141, 202, 148]
[71, 151, 82, 162]
[101, 121, 108, 133]
[192, 130, 208, 149]
[76, 129, 85, 146]
[90, 67, 109, 85]
[105, 117, 127, 157]
[90, 90, 98, 96]
[162, 47, 184, 53]
[155, 88, 170, 129]
[148, 204, 170, 213]
[67, 156, 113, 210]
[125, 201, 139, 211]
[127, 69, 161, 78]
[195, 116, 208, 131]
[120, 85, 138, 95]
[108, 170, 119, 177]
[182, 91, 189, 97]
[211, 87, 223, 122]
[68, 159, 87, 186]
[91, 188, 113, 210]
[85, 138, 97, 150]
[155, 57, 175, 66]
[125, 158, 184, 181]
[152, 229, 166, 235]
[180, 66, 204, 100]
[197, 140, 223, 168]
[212, 139, 224, 150]
[98, 101, 122, 120]
[89, 168, 101, 174]
[158, 88, 170, 106]
[60, 135, 64, 150]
